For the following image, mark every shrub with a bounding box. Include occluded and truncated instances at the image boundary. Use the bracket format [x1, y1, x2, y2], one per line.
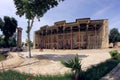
[115, 54, 120, 61]
[0, 54, 6, 61]
[83, 59, 119, 80]
[109, 50, 119, 58]
[61, 54, 83, 80]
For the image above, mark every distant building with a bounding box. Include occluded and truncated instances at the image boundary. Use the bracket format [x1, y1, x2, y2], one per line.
[34, 18, 109, 49]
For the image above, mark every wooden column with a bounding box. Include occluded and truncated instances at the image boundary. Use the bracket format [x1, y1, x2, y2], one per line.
[71, 27, 73, 49]
[47, 30, 49, 49]
[78, 25, 80, 49]
[41, 31, 43, 48]
[45, 31, 47, 49]
[50, 30, 52, 49]
[63, 27, 65, 49]
[57, 28, 58, 49]
[38, 33, 40, 48]
[94, 25, 97, 49]
[86, 24, 88, 49]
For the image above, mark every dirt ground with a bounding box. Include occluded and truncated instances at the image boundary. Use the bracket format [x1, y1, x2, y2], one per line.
[11, 48, 119, 75]
[0, 48, 120, 75]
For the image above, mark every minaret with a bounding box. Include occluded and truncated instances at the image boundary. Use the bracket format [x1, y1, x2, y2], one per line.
[17, 27, 23, 47]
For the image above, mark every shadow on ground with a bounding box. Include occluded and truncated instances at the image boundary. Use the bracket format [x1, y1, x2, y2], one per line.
[33, 54, 88, 61]
[8, 54, 88, 69]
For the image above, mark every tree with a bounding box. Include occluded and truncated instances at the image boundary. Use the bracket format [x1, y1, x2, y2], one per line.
[61, 54, 83, 80]
[26, 39, 33, 47]
[0, 18, 4, 35]
[0, 16, 17, 47]
[109, 28, 120, 46]
[0, 35, 5, 48]
[117, 34, 120, 42]
[9, 34, 17, 47]
[13, 0, 64, 58]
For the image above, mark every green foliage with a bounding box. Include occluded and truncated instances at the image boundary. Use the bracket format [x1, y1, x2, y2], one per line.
[0, 54, 6, 61]
[61, 54, 82, 73]
[2, 16, 17, 38]
[0, 34, 16, 48]
[25, 39, 33, 47]
[0, 18, 4, 29]
[13, 0, 64, 20]
[0, 70, 30, 80]
[115, 54, 120, 61]
[33, 73, 73, 80]
[0, 70, 73, 80]
[0, 16, 17, 48]
[61, 54, 82, 80]
[0, 35, 6, 48]
[83, 59, 119, 80]
[9, 37, 17, 47]
[109, 28, 120, 43]
[109, 50, 119, 58]
[109, 50, 120, 62]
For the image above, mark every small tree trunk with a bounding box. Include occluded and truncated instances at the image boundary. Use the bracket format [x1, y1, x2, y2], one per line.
[27, 18, 34, 58]
[75, 72, 79, 80]
[28, 31, 31, 58]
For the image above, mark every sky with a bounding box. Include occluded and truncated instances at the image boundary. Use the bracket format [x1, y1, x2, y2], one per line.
[0, 0, 120, 42]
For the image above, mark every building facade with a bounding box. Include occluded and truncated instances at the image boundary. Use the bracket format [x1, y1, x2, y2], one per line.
[34, 18, 109, 49]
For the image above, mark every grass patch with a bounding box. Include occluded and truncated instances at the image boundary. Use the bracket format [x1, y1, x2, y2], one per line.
[83, 59, 119, 80]
[0, 70, 74, 80]
[0, 54, 6, 61]
[33, 73, 74, 80]
[0, 70, 30, 80]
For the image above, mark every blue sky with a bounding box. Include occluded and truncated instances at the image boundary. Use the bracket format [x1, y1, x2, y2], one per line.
[0, 0, 120, 42]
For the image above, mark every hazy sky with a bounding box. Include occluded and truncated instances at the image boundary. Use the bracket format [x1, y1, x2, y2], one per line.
[0, 0, 120, 42]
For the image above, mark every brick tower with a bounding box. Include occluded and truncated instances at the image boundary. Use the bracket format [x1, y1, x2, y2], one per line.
[17, 27, 23, 47]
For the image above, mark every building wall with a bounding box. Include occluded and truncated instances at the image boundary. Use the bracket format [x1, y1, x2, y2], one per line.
[33, 18, 109, 49]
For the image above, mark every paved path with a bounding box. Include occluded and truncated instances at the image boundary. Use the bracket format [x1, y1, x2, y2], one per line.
[100, 63, 120, 80]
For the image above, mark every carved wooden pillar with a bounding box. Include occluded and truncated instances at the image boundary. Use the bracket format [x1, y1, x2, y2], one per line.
[51, 29, 52, 49]
[57, 28, 58, 49]
[86, 24, 88, 49]
[71, 27, 73, 49]
[45, 31, 46, 49]
[95, 25, 97, 49]
[46, 31, 48, 48]
[63, 27, 65, 49]
[78, 25, 80, 49]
